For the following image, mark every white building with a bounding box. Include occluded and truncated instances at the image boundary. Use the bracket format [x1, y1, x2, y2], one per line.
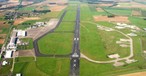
[35, 22, 45, 27]
[7, 37, 17, 51]
[2, 61, 8, 66]
[17, 30, 26, 37]
[5, 51, 13, 58]
[16, 73, 21, 76]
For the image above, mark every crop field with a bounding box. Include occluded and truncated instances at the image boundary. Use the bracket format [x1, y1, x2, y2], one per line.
[14, 17, 40, 25]
[18, 6, 36, 12]
[0, 20, 11, 46]
[103, 8, 132, 16]
[93, 16, 129, 23]
[141, 10, 146, 17]
[128, 16, 146, 28]
[13, 57, 69, 76]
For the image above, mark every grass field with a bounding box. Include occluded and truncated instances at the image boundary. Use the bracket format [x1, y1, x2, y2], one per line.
[0, 59, 13, 76]
[13, 57, 70, 76]
[38, 5, 75, 55]
[18, 6, 36, 12]
[129, 16, 146, 28]
[80, 21, 130, 61]
[38, 33, 73, 55]
[62, 10, 77, 21]
[17, 38, 33, 50]
[80, 57, 146, 76]
[80, 37, 146, 76]
[80, 4, 93, 21]
[13, 57, 47, 76]
[79, 3, 146, 76]
[103, 8, 132, 16]
[55, 22, 75, 32]
[36, 57, 70, 76]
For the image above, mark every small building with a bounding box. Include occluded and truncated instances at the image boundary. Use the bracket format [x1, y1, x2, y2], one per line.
[9, 37, 17, 46]
[16, 73, 21, 76]
[7, 37, 17, 50]
[35, 22, 45, 27]
[108, 54, 120, 59]
[5, 51, 13, 58]
[143, 28, 146, 31]
[115, 26, 125, 29]
[17, 30, 26, 37]
[2, 61, 8, 66]
[127, 33, 137, 36]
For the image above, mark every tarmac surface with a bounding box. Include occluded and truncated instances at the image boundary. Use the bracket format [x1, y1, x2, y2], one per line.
[70, 5, 80, 76]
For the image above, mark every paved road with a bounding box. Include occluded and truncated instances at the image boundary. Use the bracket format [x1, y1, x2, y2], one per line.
[33, 10, 70, 57]
[70, 5, 80, 76]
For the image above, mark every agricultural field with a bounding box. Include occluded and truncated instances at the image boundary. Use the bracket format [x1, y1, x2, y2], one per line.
[129, 16, 146, 28]
[103, 8, 132, 16]
[0, 16, 11, 48]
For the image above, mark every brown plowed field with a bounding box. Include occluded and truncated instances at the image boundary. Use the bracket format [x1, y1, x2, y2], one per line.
[14, 17, 40, 25]
[93, 16, 129, 23]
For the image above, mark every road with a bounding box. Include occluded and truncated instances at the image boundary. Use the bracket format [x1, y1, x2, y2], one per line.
[70, 5, 80, 76]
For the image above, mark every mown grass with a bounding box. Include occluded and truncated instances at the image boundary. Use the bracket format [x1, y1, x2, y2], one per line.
[80, 4, 93, 21]
[103, 8, 132, 16]
[38, 5, 75, 55]
[129, 16, 146, 28]
[17, 38, 33, 50]
[18, 6, 36, 12]
[62, 10, 76, 21]
[38, 33, 73, 55]
[80, 3, 146, 76]
[13, 62, 47, 76]
[36, 57, 70, 76]
[13, 57, 70, 76]
[55, 22, 75, 32]
[80, 22, 129, 60]
[0, 59, 13, 76]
